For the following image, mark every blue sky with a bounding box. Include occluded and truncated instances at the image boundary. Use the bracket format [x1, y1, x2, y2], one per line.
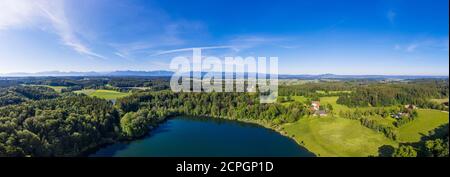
[0, 0, 448, 75]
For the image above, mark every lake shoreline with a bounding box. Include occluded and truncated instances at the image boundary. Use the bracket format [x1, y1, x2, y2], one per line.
[87, 115, 316, 157]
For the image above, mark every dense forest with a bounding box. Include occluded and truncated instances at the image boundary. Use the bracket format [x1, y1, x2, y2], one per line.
[0, 86, 59, 107]
[0, 77, 448, 157]
[0, 95, 120, 156]
[0, 77, 171, 93]
[108, 77, 170, 89]
[116, 91, 312, 138]
[279, 81, 355, 98]
[336, 80, 448, 110]
[0, 91, 312, 156]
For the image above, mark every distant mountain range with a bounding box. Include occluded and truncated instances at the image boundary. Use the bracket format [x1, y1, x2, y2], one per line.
[277, 73, 449, 80]
[0, 70, 174, 77]
[0, 70, 448, 80]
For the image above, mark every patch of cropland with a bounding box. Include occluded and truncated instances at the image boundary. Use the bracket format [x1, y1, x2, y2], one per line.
[277, 79, 449, 157]
[397, 109, 449, 143]
[24, 85, 68, 93]
[282, 117, 398, 157]
[336, 80, 449, 110]
[430, 98, 449, 103]
[75, 89, 131, 100]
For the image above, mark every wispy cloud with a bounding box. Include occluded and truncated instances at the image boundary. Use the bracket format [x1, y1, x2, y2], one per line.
[393, 43, 420, 52]
[394, 38, 449, 52]
[406, 44, 418, 52]
[387, 10, 396, 24]
[151, 45, 236, 56]
[229, 35, 287, 44]
[148, 61, 170, 69]
[110, 19, 206, 60]
[114, 52, 129, 60]
[0, 0, 104, 59]
[0, 0, 37, 29]
[37, 1, 105, 59]
[148, 35, 298, 58]
[110, 42, 157, 60]
[226, 35, 292, 51]
[276, 45, 301, 49]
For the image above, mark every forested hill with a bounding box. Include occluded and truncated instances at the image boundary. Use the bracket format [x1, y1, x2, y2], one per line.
[336, 80, 449, 108]
[0, 91, 311, 156]
[0, 95, 120, 156]
[0, 86, 59, 107]
[0, 78, 448, 157]
[279, 80, 448, 110]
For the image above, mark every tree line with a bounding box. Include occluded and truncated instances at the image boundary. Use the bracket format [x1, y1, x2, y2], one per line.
[337, 80, 449, 110]
[279, 81, 355, 98]
[0, 94, 120, 156]
[393, 124, 448, 157]
[116, 91, 313, 138]
[0, 86, 59, 107]
[1, 90, 314, 156]
[338, 107, 418, 140]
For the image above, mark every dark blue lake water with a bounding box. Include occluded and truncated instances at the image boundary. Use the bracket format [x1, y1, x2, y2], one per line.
[91, 116, 314, 157]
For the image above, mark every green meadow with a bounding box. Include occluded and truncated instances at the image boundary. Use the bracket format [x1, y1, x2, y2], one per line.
[315, 90, 352, 94]
[318, 96, 351, 112]
[74, 89, 131, 100]
[46, 86, 68, 93]
[280, 95, 449, 157]
[397, 109, 449, 143]
[279, 96, 307, 106]
[430, 98, 449, 104]
[24, 85, 68, 93]
[282, 117, 398, 157]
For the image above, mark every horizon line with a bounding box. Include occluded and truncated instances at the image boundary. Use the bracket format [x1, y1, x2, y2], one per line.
[0, 70, 449, 77]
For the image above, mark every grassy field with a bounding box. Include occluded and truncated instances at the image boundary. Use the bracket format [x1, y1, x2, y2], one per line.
[24, 85, 68, 93]
[316, 97, 449, 144]
[46, 86, 68, 93]
[291, 96, 307, 102]
[279, 96, 352, 111]
[279, 79, 318, 85]
[319, 96, 352, 112]
[74, 89, 131, 100]
[430, 98, 449, 104]
[316, 90, 352, 94]
[282, 117, 398, 157]
[319, 96, 398, 112]
[364, 115, 397, 127]
[280, 96, 308, 106]
[74, 89, 96, 95]
[397, 109, 449, 143]
[279, 95, 449, 156]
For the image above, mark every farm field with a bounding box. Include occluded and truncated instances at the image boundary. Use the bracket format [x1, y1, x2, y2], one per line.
[279, 79, 318, 85]
[315, 90, 352, 94]
[282, 117, 398, 157]
[430, 98, 449, 104]
[397, 109, 449, 143]
[319, 96, 398, 112]
[279, 96, 307, 106]
[74, 89, 131, 100]
[46, 86, 68, 93]
[24, 85, 68, 93]
[280, 95, 449, 156]
[319, 96, 351, 112]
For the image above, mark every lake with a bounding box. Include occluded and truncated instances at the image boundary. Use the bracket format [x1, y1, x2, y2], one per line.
[91, 116, 315, 157]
